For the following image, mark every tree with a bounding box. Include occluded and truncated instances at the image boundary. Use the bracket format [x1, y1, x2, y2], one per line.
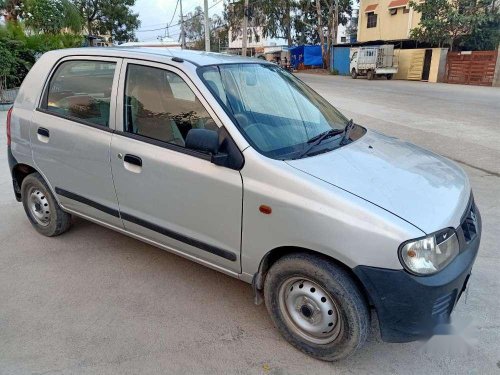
[299, 0, 353, 67]
[409, 0, 499, 51]
[23, 0, 83, 34]
[224, 0, 294, 47]
[0, 0, 24, 22]
[181, 7, 229, 51]
[73, 0, 140, 42]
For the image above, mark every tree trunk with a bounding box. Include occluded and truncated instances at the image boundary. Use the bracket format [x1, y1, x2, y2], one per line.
[285, 0, 292, 47]
[315, 0, 326, 68]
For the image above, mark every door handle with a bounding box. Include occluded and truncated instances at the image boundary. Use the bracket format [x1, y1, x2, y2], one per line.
[124, 154, 142, 166]
[37, 127, 50, 143]
[123, 154, 142, 173]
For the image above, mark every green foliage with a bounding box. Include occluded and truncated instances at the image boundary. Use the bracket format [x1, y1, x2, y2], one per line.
[409, 0, 499, 50]
[0, 22, 83, 89]
[73, 0, 140, 43]
[224, 0, 353, 47]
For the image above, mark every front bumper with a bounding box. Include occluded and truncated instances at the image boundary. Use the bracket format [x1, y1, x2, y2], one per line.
[354, 199, 481, 343]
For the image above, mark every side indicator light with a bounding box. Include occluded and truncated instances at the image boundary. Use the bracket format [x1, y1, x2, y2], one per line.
[259, 205, 272, 215]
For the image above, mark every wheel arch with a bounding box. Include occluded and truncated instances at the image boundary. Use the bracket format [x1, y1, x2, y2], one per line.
[11, 163, 38, 201]
[252, 246, 372, 307]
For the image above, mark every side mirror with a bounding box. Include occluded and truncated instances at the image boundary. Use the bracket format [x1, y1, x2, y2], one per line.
[185, 128, 220, 155]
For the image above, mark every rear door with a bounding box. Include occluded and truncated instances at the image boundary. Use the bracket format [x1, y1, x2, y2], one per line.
[31, 57, 123, 227]
[110, 60, 243, 273]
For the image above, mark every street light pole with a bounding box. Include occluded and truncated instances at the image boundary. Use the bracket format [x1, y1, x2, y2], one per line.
[204, 0, 210, 51]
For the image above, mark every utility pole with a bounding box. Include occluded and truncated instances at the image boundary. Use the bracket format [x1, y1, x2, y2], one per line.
[179, 0, 186, 48]
[204, 0, 210, 51]
[241, 0, 249, 56]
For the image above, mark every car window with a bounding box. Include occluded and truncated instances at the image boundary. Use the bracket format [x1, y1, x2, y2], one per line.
[45, 60, 116, 127]
[124, 64, 218, 147]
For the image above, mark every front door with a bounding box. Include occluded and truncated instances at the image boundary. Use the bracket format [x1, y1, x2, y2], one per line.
[31, 57, 123, 227]
[110, 60, 243, 273]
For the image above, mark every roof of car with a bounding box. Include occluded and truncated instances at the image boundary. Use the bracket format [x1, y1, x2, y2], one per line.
[57, 47, 270, 67]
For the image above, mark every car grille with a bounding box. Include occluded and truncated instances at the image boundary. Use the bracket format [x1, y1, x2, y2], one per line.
[461, 199, 478, 243]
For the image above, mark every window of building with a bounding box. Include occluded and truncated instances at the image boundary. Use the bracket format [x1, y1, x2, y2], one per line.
[124, 64, 218, 147]
[255, 34, 260, 43]
[45, 60, 116, 127]
[403, 7, 410, 13]
[366, 12, 377, 28]
[248, 34, 252, 44]
[390, 8, 398, 15]
[341, 36, 347, 43]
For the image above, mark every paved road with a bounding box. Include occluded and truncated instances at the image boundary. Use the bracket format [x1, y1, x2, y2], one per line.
[1, 77, 499, 374]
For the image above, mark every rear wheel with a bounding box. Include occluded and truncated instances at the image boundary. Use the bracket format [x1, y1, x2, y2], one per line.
[264, 253, 370, 361]
[351, 68, 358, 79]
[367, 70, 375, 80]
[386, 74, 393, 80]
[21, 173, 72, 237]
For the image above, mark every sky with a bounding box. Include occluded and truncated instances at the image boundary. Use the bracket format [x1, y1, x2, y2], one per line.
[133, 0, 225, 42]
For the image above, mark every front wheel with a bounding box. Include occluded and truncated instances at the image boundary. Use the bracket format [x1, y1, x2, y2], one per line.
[351, 68, 358, 79]
[264, 253, 370, 361]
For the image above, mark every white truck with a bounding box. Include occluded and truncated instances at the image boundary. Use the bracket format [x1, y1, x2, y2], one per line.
[350, 45, 398, 80]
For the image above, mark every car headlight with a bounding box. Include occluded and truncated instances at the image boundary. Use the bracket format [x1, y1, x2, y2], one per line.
[399, 228, 459, 275]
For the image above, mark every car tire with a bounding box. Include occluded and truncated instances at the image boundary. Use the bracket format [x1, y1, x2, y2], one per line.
[367, 70, 375, 80]
[21, 172, 72, 237]
[264, 253, 370, 361]
[386, 74, 393, 80]
[351, 69, 357, 79]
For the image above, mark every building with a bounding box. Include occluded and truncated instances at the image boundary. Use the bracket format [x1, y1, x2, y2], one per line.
[227, 27, 287, 56]
[119, 37, 181, 49]
[357, 0, 421, 43]
[352, 0, 448, 82]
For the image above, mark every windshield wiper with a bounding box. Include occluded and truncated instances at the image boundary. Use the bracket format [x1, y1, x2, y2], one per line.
[297, 128, 344, 159]
[340, 119, 355, 145]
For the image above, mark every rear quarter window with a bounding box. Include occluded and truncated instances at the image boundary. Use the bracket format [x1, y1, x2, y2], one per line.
[42, 60, 116, 127]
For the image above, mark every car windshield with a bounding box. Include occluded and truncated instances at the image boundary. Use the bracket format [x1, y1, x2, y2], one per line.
[198, 63, 349, 159]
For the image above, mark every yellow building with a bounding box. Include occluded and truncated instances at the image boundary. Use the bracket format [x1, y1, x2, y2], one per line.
[357, 0, 421, 42]
[356, 0, 449, 82]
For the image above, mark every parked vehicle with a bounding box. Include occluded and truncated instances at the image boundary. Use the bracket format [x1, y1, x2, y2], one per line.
[7, 48, 480, 361]
[350, 45, 398, 80]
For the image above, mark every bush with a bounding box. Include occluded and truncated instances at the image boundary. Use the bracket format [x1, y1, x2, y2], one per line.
[0, 22, 83, 89]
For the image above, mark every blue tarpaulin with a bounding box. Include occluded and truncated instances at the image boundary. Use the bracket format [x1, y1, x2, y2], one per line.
[303, 45, 323, 67]
[290, 45, 324, 69]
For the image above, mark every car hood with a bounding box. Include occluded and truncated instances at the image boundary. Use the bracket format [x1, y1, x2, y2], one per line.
[286, 129, 470, 234]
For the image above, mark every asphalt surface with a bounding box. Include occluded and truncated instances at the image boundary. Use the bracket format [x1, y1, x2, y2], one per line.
[1, 76, 499, 374]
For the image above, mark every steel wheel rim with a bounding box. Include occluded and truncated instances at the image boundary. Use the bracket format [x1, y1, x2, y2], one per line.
[28, 187, 51, 227]
[278, 277, 342, 345]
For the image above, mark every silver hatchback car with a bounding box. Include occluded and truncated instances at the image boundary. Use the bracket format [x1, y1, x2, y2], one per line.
[7, 48, 481, 360]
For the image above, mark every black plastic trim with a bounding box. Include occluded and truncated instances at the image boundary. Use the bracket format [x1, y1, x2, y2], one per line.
[55, 187, 120, 217]
[54, 187, 237, 262]
[7, 146, 21, 201]
[120, 212, 237, 262]
[114, 130, 212, 161]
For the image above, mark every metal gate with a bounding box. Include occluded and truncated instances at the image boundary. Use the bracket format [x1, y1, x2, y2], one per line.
[445, 51, 498, 86]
